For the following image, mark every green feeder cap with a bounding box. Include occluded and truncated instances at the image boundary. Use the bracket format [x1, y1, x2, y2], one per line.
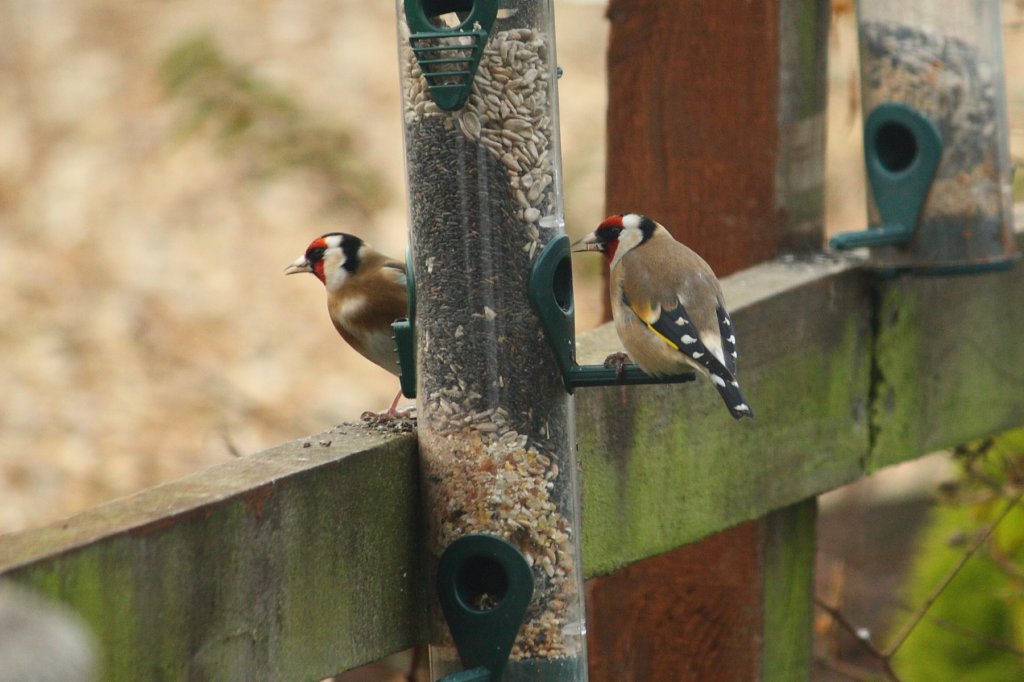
[830, 102, 943, 251]
[437, 534, 533, 681]
[404, 0, 500, 111]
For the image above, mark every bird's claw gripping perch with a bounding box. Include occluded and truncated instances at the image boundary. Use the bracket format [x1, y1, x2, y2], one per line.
[602, 352, 632, 380]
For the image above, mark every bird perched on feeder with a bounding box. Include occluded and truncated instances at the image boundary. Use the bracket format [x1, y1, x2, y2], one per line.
[572, 213, 753, 420]
[285, 232, 411, 419]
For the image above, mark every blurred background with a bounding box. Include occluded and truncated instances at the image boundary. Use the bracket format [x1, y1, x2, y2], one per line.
[0, 0, 615, 531]
[0, 0, 1021, 573]
[1, 1, 1023, 679]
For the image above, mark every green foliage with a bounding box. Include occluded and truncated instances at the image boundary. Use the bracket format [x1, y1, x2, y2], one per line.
[159, 33, 385, 215]
[893, 429, 1024, 681]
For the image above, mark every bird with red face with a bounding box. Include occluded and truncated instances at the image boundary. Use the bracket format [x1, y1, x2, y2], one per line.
[285, 232, 411, 419]
[572, 213, 753, 420]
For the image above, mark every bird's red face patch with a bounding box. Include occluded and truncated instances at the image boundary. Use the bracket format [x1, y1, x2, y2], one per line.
[305, 238, 329, 284]
[595, 215, 624, 263]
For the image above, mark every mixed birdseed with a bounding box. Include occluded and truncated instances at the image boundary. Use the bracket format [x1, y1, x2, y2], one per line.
[859, 21, 1005, 223]
[402, 26, 559, 243]
[400, 18, 583, 663]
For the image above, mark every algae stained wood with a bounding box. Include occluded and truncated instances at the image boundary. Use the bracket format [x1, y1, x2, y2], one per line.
[871, 250, 1024, 469]
[0, 428, 425, 682]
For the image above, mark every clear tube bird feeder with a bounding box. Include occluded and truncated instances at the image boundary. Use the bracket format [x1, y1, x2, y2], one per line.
[395, 0, 587, 679]
[833, 0, 1018, 273]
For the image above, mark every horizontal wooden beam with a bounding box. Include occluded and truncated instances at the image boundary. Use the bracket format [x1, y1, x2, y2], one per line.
[1, 428, 424, 681]
[3, 230, 1023, 677]
[871, 261, 1024, 468]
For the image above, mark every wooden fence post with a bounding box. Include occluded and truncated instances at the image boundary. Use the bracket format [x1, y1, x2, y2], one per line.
[589, 0, 830, 678]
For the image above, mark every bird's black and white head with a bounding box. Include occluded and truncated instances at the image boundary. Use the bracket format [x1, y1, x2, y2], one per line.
[284, 232, 365, 291]
[571, 213, 660, 268]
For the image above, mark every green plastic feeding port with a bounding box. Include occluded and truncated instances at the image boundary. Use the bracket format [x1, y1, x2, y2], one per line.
[830, 102, 943, 252]
[404, 0, 499, 111]
[391, 246, 417, 399]
[437, 534, 534, 682]
[528, 235, 697, 394]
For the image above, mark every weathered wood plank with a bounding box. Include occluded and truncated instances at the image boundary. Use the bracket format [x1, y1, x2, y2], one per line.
[584, 522, 763, 681]
[871, 254, 1024, 469]
[1, 427, 424, 682]
[762, 499, 817, 681]
[584, 499, 817, 681]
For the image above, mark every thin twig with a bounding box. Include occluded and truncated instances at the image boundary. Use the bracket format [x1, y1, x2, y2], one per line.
[985, 536, 1024, 582]
[885, 491, 1024, 657]
[889, 595, 1024, 655]
[918, 610, 1024, 657]
[813, 597, 902, 681]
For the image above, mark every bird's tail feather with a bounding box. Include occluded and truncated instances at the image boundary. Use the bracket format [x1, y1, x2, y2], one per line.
[711, 373, 753, 420]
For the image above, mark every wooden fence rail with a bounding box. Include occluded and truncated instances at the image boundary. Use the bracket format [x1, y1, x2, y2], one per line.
[3, 227, 1022, 679]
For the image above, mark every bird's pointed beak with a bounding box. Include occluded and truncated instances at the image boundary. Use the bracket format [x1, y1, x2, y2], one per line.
[571, 232, 602, 253]
[284, 256, 313, 275]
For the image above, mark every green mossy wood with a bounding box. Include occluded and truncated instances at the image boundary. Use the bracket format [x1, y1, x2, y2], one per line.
[1, 428, 425, 681]
[2, 231, 1023, 679]
[871, 261, 1024, 468]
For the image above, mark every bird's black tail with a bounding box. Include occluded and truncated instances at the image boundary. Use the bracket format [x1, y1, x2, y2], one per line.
[710, 372, 753, 420]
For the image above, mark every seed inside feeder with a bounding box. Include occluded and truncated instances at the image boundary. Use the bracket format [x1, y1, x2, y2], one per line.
[400, 16, 584, 665]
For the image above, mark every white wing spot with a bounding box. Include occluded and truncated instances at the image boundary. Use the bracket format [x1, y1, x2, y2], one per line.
[727, 335, 736, 344]
[681, 334, 697, 344]
[730, 381, 739, 388]
[691, 351, 704, 359]
[675, 317, 687, 326]
[731, 351, 738, 359]
[722, 317, 731, 326]
[711, 374, 726, 387]
[734, 404, 750, 412]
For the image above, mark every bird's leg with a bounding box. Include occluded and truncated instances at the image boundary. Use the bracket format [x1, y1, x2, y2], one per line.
[363, 390, 415, 422]
[603, 351, 632, 380]
[385, 389, 414, 419]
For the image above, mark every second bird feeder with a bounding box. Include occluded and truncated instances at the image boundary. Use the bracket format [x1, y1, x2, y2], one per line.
[831, 0, 1018, 274]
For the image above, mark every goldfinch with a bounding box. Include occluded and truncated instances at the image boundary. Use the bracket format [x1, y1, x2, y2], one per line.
[572, 214, 753, 420]
[285, 232, 411, 419]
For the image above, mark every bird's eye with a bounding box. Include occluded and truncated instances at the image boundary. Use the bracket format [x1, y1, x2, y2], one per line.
[306, 246, 326, 262]
[600, 227, 622, 242]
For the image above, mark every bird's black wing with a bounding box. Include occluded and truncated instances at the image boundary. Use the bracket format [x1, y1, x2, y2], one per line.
[717, 304, 738, 376]
[644, 300, 753, 420]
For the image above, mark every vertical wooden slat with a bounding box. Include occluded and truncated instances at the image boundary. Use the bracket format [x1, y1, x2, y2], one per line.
[591, 0, 829, 678]
[603, 0, 782, 282]
[586, 523, 762, 680]
[762, 499, 818, 680]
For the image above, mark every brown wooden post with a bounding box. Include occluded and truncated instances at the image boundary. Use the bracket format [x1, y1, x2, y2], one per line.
[589, 0, 829, 679]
